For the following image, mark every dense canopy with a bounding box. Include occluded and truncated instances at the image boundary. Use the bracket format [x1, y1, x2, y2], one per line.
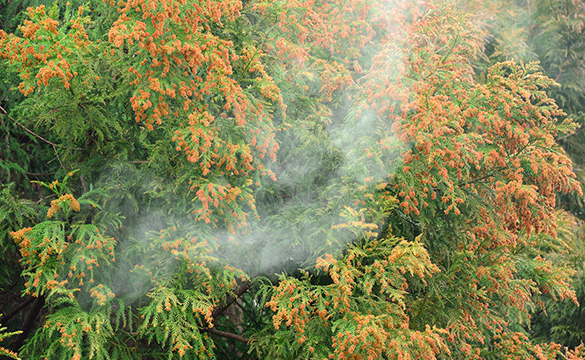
[0, 0, 584, 359]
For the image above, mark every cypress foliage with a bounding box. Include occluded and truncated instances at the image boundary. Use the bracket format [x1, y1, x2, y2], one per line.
[0, 0, 584, 359]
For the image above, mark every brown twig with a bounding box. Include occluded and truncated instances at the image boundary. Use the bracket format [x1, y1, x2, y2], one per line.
[0, 105, 83, 151]
[36, 193, 57, 205]
[52, 145, 65, 168]
[217, 341, 232, 360]
[24, 171, 56, 177]
[234, 298, 261, 327]
[0, 113, 9, 154]
[201, 327, 252, 344]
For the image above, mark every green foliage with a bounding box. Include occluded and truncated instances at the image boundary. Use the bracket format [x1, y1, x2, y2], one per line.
[252, 235, 447, 360]
[529, 215, 585, 348]
[456, 0, 585, 349]
[0, 317, 22, 360]
[0, 0, 584, 359]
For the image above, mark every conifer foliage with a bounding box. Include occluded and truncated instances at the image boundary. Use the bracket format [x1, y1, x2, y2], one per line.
[0, 0, 584, 359]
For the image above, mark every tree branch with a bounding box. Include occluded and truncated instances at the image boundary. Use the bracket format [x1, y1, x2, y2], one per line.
[201, 282, 255, 346]
[456, 167, 505, 188]
[0, 105, 83, 151]
[200, 327, 252, 344]
[211, 281, 251, 321]
[217, 341, 232, 360]
[1, 297, 35, 323]
[555, 122, 585, 142]
[24, 171, 56, 177]
[234, 298, 261, 327]
[10, 295, 45, 353]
